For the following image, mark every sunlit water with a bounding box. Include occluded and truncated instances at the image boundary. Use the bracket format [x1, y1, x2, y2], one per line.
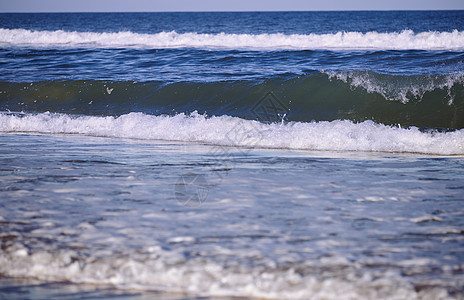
[1, 133, 463, 299]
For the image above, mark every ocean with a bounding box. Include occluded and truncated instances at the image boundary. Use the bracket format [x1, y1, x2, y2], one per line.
[0, 11, 463, 299]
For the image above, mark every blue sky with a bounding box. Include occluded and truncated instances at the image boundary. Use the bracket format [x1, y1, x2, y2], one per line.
[0, 0, 463, 12]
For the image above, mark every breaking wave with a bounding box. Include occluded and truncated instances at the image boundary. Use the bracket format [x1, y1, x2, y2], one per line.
[1, 29, 464, 50]
[1, 72, 463, 129]
[0, 112, 463, 155]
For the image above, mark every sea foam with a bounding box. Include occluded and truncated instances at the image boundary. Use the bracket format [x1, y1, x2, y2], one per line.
[326, 71, 464, 104]
[1, 29, 464, 50]
[0, 245, 452, 300]
[1, 112, 462, 155]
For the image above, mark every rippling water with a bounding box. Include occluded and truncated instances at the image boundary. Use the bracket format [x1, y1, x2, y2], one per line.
[0, 11, 464, 299]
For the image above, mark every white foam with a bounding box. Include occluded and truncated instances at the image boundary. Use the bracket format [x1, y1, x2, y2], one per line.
[327, 71, 464, 104]
[0, 112, 463, 155]
[1, 28, 464, 50]
[0, 247, 454, 300]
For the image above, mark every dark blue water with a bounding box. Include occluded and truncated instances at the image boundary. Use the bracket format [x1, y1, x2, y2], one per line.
[1, 11, 464, 82]
[1, 11, 464, 129]
[1, 11, 464, 34]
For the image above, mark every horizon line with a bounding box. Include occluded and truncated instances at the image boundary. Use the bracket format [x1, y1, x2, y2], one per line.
[1, 8, 464, 13]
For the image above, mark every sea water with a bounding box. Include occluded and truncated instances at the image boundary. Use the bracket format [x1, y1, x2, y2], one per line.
[0, 11, 464, 299]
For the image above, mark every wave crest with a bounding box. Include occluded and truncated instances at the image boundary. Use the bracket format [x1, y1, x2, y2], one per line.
[1, 29, 464, 50]
[1, 112, 463, 155]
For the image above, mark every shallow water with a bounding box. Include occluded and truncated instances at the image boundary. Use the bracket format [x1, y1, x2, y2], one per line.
[1, 133, 463, 299]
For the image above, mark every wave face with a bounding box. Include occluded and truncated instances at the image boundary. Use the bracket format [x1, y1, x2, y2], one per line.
[0, 12, 463, 155]
[2, 28, 464, 50]
[1, 112, 463, 155]
[1, 72, 463, 129]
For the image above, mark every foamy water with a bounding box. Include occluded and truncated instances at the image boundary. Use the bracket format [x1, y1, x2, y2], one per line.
[1, 29, 464, 50]
[1, 133, 463, 300]
[326, 71, 464, 104]
[1, 112, 463, 155]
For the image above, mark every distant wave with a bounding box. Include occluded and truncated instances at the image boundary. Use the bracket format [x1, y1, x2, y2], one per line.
[1, 112, 463, 155]
[1, 29, 464, 50]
